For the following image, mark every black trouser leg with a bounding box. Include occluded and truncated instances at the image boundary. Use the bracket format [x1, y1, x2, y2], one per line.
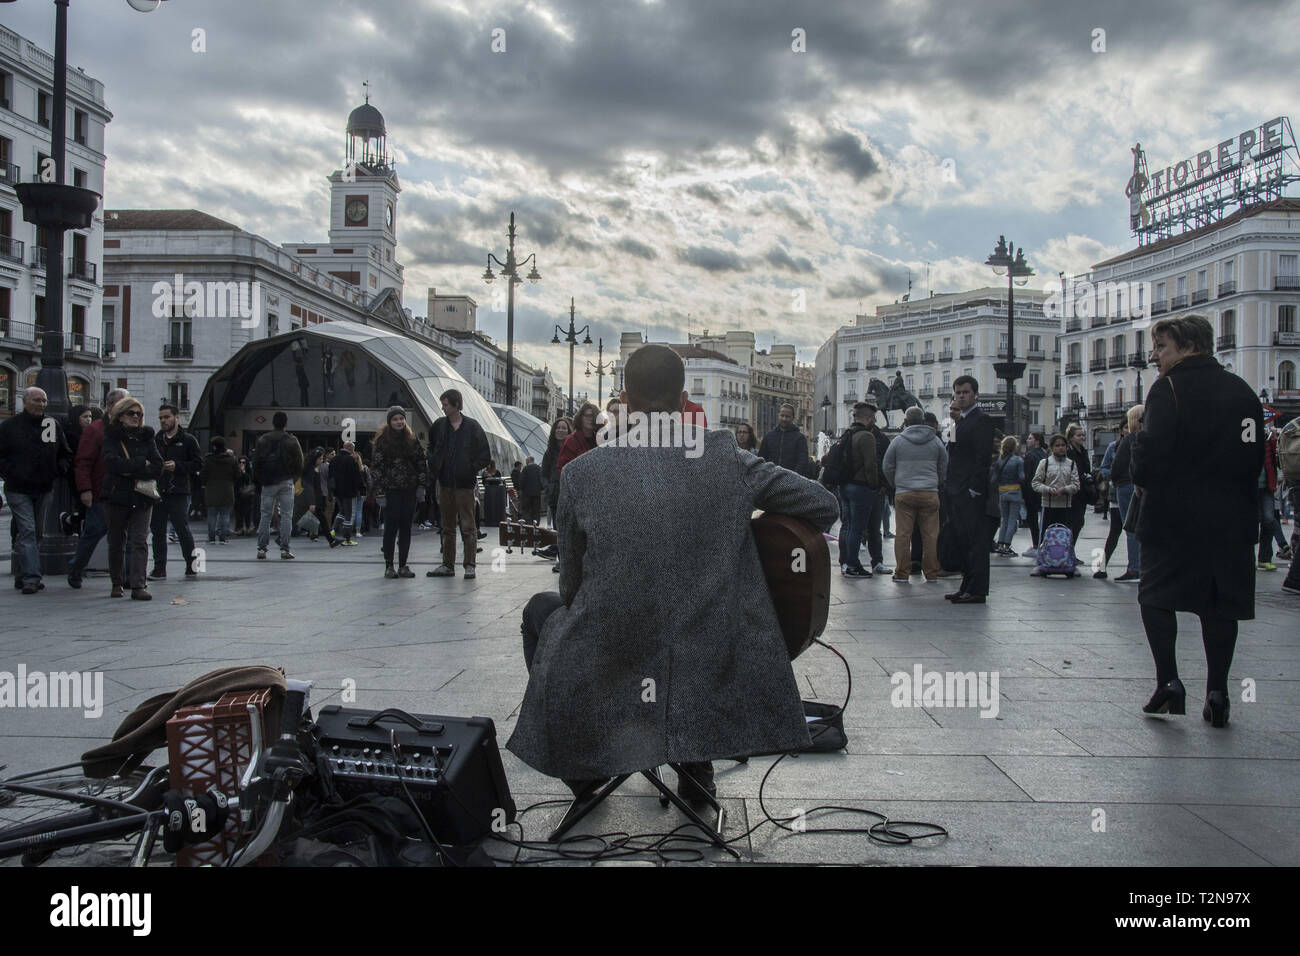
[1103, 507, 1123, 567]
[956, 492, 990, 595]
[1140, 605, 1179, 686]
[1200, 617, 1239, 696]
[1026, 501, 1041, 549]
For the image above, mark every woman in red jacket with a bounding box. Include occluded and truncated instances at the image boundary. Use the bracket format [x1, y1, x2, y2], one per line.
[557, 402, 601, 480]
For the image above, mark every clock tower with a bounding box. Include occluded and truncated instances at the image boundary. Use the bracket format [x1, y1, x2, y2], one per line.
[324, 93, 403, 300]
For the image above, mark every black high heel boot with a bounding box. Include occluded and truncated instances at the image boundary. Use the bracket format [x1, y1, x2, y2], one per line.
[1142, 678, 1187, 715]
[1203, 691, 1230, 728]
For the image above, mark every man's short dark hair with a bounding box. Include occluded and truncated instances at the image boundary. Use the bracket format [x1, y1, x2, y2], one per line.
[1152, 314, 1213, 355]
[212, 436, 227, 452]
[158, 402, 179, 417]
[1031, 431, 1045, 446]
[272, 411, 288, 430]
[439, 389, 464, 410]
[624, 344, 685, 413]
[953, 375, 979, 394]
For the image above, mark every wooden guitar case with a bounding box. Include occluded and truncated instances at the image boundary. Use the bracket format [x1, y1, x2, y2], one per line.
[751, 513, 831, 661]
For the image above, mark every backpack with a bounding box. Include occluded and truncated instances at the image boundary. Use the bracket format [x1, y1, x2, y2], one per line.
[1279, 419, 1300, 481]
[820, 428, 858, 488]
[254, 433, 292, 484]
[1036, 523, 1077, 577]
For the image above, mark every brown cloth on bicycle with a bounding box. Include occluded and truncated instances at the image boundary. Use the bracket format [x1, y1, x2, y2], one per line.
[80, 665, 287, 778]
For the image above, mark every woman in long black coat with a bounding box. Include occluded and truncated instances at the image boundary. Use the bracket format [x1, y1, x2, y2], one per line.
[1131, 315, 1264, 727]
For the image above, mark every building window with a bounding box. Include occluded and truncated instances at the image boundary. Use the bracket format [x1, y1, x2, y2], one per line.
[905, 374, 913, 390]
[1029, 408, 1040, 426]
[848, 348, 857, 361]
[1222, 259, 1235, 283]
[102, 304, 115, 352]
[941, 370, 951, 389]
[169, 316, 192, 347]
[887, 344, 896, 359]
[869, 346, 878, 362]
[1197, 269, 1207, 292]
[1222, 309, 1236, 338]
[74, 110, 88, 145]
[1134, 329, 1145, 356]
[267, 312, 278, 336]
[0, 71, 12, 111]
[904, 343, 914, 358]
[1069, 342, 1081, 365]
[1029, 369, 1041, 388]
[1093, 384, 1105, 408]
[73, 168, 86, 189]
[962, 334, 972, 349]
[1094, 339, 1106, 360]
[37, 90, 51, 128]
[1115, 382, 1125, 406]
[923, 372, 932, 389]
[168, 382, 189, 410]
[1280, 305, 1297, 333]
[1028, 334, 1041, 352]
[0, 367, 11, 414]
[1280, 361, 1296, 390]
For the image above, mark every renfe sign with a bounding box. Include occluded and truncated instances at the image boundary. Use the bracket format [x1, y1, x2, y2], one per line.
[1147, 117, 1286, 199]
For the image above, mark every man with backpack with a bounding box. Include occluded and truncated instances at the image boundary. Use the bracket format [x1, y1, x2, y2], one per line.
[829, 401, 880, 577]
[1278, 416, 1300, 595]
[253, 411, 305, 560]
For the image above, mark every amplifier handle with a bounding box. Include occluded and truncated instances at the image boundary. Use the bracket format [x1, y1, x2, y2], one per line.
[346, 708, 445, 735]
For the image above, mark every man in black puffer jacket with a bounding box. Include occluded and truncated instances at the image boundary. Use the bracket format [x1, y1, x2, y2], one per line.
[759, 404, 810, 473]
[0, 387, 72, 593]
[330, 442, 364, 544]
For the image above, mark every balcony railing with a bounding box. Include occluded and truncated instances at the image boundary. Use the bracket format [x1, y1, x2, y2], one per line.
[1026, 350, 1045, 361]
[1089, 358, 1108, 372]
[1216, 334, 1235, 351]
[1111, 313, 1130, 324]
[842, 361, 859, 372]
[164, 343, 195, 360]
[1151, 299, 1168, 315]
[0, 162, 19, 187]
[1066, 318, 1082, 332]
[102, 343, 116, 360]
[1129, 355, 1149, 369]
[902, 354, 917, 365]
[1091, 316, 1108, 329]
[1105, 402, 1128, 414]
[1219, 280, 1237, 295]
[1064, 362, 1082, 375]
[1171, 294, 1188, 309]
[1192, 289, 1209, 305]
[865, 359, 881, 370]
[918, 387, 934, 398]
[31, 247, 48, 270]
[0, 320, 37, 343]
[959, 349, 975, 360]
[1026, 386, 1046, 398]
[0, 235, 23, 263]
[883, 357, 899, 368]
[938, 350, 953, 362]
[920, 352, 935, 363]
[67, 258, 96, 282]
[1108, 355, 1128, 369]
[67, 332, 99, 355]
[1273, 330, 1300, 346]
[1275, 275, 1299, 290]
[843, 394, 859, 404]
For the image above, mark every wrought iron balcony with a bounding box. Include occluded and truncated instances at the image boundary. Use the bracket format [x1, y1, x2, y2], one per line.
[0, 162, 19, 188]
[0, 235, 23, 263]
[842, 361, 859, 372]
[1219, 280, 1237, 295]
[1171, 294, 1188, 309]
[67, 332, 100, 355]
[1216, 334, 1235, 351]
[1150, 299, 1168, 315]
[843, 394, 859, 404]
[917, 387, 934, 398]
[884, 356, 899, 368]
[1192, 289, 1209, 304]
[1091, 316, 1108, 329]
[1108, 355, 1128, 369]
[959, 349, 975, 360]
[1089, 358, 1108, 372]
[938, 350, 953, 362]
[1105, 401, 1128, 414]
[902, 354, 917, 365]
[1026, 350, 1045, 361]
[67, 258, 96, 282]
[920, 352, 935, 363]
[164, 343, 195, 360]
[1066, 318, 1082, 332]
[1275, 275, 1298, 290]
[1026, 386, 1046, 398]
[1064, 362, 1082, 375]
[865, 359, 881, 369]
[0, 320, 37, 343]
[30, 247, 48, 270]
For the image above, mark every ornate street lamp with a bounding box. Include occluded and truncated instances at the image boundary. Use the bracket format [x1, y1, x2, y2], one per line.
[985, 235, 1034, 439]
[585, 337, 614, 406]
[552, 298, 590, 416]
[483, 212, 540, 409]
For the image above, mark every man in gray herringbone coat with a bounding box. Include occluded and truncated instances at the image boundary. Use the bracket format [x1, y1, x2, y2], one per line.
[507, 345, 840, 801]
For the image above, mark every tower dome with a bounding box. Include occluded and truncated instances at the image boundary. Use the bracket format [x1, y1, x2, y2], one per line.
[345, 90, 391, 170]
[347, 103, 386, 140]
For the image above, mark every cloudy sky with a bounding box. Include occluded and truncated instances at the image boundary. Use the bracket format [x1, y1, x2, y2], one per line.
[7, 0, 1299, 374]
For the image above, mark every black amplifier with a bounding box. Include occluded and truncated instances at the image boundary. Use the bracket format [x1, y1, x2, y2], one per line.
[313, 705, 516, 846]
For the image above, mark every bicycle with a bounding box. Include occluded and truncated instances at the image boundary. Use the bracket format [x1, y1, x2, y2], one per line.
[0, 686, 310, 867]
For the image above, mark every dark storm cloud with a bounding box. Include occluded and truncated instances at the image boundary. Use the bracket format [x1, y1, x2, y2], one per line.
[826, 276, 878, 300]
[764, 246, 815, 274]
[686, 183, 728, 206]
[821, 132, 880, 183]
[678, 246, 748, 273]
[616, 237, 658, 260]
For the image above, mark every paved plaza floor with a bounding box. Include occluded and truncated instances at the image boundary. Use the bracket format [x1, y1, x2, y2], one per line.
[2, 514, 1298, 866]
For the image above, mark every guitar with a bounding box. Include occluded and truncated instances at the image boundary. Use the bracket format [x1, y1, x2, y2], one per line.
[751, 513, 831, 661]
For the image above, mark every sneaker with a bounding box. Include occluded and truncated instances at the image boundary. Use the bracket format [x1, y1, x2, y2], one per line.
[1258, 561, 1277, 571]
[426, 565, 456, 577]
[1278, 546, 1293, 560]
[341, 540, 358, 547]
[1115, 570, 1140, 582]
[841, 565, 872, 578]
[1022, 548, 1038, 560]
[67, 574, 82, 589]
[328, 535, 340, 549]
[464, 567, 476, 579]
[21, 582, 39, 595]
[398, 565, 415, 578]
[257, 549, 267, 559]
[281, 549, 295, 560]
[883, 532, 895, 539]
[1093, 570, 1108, 579]
[891, 575, 909, 583]
[147, 568, 166, 581]
[476, 531, 488, 540]
[168, 533, 178, 543]
[218, 538, 228, 545]
[872, 563, 892, 575]
[384, 565, 399, 579]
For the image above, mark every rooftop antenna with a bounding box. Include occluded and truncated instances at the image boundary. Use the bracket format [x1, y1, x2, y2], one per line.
[362, 79, 370, 104]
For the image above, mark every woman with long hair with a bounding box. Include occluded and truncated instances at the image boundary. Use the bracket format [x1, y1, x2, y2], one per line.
[1094, 419, 1131, 578]
[370, 406, 427, 579]
[234, 455, 255, 535]
[101, 397, 164, 600]
[1065, 423, 1092, 566]
[558, 402, 601, 478]
[541, 416, 573, 530]
[993, 435, 1024, 556]
[734, 422, 758, 452]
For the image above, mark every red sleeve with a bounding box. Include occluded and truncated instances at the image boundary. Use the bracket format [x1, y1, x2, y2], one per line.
[74, 422, 101, 494]
[557, 433, 579, 481]
[681, 398, 708, 428]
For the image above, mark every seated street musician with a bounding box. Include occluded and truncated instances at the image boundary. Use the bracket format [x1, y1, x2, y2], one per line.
[506, 345, 840, 803]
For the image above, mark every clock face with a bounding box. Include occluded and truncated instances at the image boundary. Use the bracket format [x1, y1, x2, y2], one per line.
[345, 199, 368, 225]
[385, 203, 393, 229]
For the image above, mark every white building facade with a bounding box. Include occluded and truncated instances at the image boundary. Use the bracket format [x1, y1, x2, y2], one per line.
[617, 331, 749, 427]
[0, 24, 111, 415]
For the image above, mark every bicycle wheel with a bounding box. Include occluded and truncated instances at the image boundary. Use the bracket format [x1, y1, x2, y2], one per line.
[0, 764, 171, 866]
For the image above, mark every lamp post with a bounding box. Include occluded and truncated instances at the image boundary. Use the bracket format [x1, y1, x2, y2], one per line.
[585, 337, 614, 406]
[482, 211, 541, 409]
[4, 0, 162, 576]
[551, 297, 590, 416]
[820, 394, 832, 434]
[985, 235, 1034, 440]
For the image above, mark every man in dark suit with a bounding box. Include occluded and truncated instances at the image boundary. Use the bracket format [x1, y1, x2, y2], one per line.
[945, 375, 995, 604]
